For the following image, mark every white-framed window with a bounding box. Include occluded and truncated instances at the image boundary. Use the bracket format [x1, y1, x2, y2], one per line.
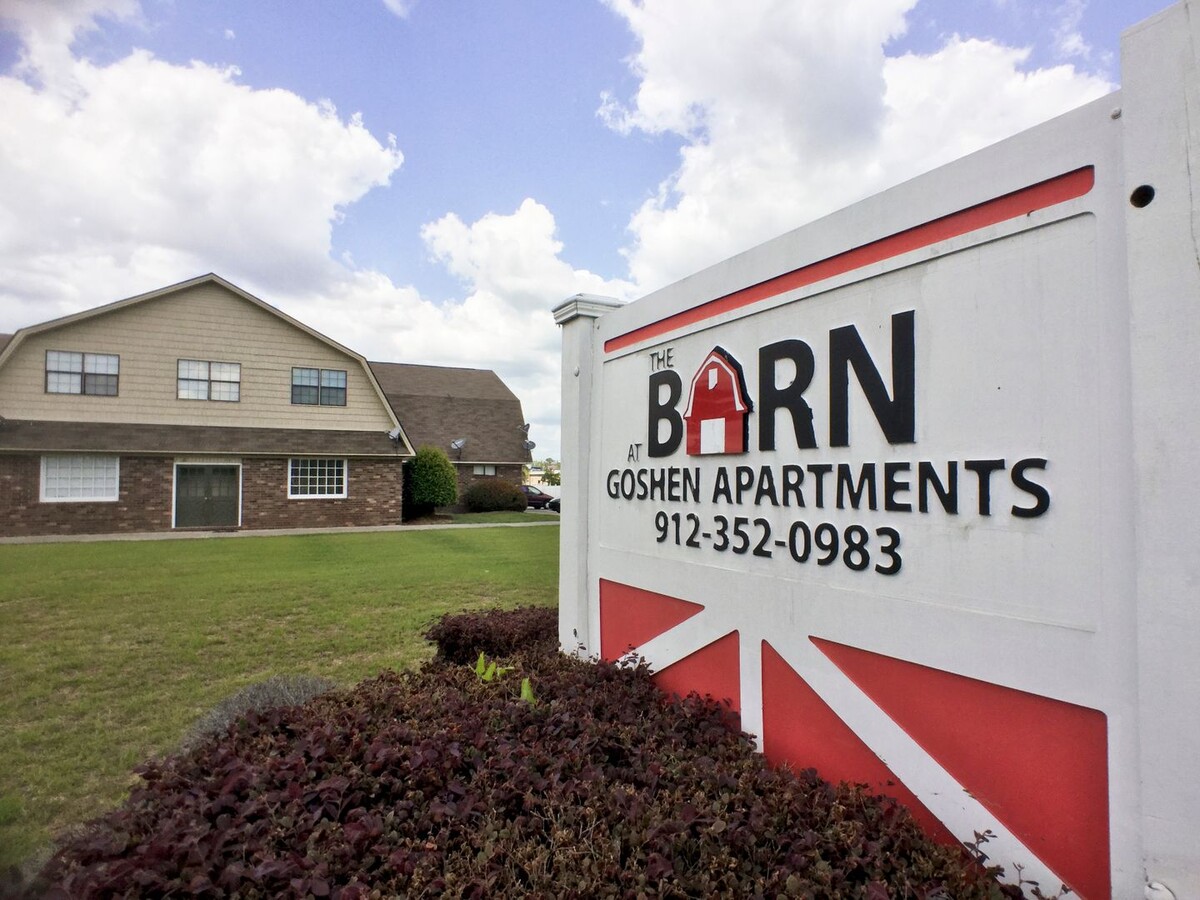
[288, 458, 347, 498]
[473, 464, 497, 476]
[291, 367, 347, 406]
[40, 455, 120, 502]
[46, 350, 119, 396]
[178, 359, 241, 401]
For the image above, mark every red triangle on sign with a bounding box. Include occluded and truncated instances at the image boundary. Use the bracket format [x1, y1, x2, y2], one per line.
[812, 637, 1110, 900]
[654, 629, 741, 716]
[598, 578, 704, 661]
[760, 640, 955, 843]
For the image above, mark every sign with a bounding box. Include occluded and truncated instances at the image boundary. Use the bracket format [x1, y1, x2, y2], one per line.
[556, 4, 1200, 897]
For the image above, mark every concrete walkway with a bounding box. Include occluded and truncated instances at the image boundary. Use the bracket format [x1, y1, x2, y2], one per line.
[0, 513, 560, 545]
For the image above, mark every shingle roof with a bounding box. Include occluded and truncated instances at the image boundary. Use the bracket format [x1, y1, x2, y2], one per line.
[370, 362, 532, 464]
[0, 419, 404, 457]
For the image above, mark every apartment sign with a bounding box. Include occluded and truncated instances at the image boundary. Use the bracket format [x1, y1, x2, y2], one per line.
[556, 5, 1200, 898]
[604, 310, 1053, 582]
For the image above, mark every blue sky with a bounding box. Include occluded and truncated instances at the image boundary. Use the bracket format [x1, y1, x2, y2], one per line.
[0, 0, 1169, 458]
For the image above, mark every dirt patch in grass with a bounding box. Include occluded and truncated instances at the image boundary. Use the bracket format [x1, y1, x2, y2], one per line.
[403, 513, 455, 526]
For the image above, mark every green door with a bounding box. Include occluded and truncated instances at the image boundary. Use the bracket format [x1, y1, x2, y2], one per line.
[175, 465, 239, 528]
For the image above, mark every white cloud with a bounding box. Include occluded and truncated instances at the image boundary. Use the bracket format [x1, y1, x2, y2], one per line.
[0, 0, 141, 86]
[413, 200, 634, 453]
[380, 0, 416, 20]
[1051, 0, 1090, 60]
[0, 19, 403, 323]
[880, 37, 1109, 174]
[422, 199, 634, 313]
[601, 0, 1113, 292]
[275, 202, 633, 459]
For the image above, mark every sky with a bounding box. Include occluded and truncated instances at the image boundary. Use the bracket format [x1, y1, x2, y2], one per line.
[0, 0, 1169, 460]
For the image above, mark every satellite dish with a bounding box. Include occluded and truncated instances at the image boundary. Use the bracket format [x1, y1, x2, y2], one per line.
[523, 440, 536, 450]
[387, 426, 403, 441]
[450, 438, 466, 451]
[519, 423, 531, 433]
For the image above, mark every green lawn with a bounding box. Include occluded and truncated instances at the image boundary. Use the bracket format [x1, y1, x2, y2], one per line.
[0, 523, 559, 869]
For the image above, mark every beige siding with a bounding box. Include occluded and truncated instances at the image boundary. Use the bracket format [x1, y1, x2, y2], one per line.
[0, 283, 395, 431]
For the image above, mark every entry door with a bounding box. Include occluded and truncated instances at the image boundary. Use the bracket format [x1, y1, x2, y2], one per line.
[175, 466, 239, 527]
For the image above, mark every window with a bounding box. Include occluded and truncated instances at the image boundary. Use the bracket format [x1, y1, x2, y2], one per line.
[320, 369, 347, 406]
[46, 351, 119, 396]
[473, 464, 497, 476]
[40, 455, 120, 502]
[178, 359, 241, 401]
[288, 458, 347, 498]
[292, 367, 346, 406]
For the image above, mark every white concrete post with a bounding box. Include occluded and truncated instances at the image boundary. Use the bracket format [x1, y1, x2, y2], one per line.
[553, 294, 622, 657]
[1124, 2, 1200, 895]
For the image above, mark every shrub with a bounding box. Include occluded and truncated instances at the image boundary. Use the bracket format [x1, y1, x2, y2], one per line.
[30, 607, 1025, 899]
[179, 674, 338, 753]
[425, 605, 558, 665]
[464, 477, 527, 512]
[404, 446, 458, 519]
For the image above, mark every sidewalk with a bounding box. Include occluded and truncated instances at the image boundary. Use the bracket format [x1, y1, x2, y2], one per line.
[0, 514, 560, 545]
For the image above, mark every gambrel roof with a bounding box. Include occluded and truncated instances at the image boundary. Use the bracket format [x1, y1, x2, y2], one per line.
[0, 274, 416, 457]
[0, 275, 534, 466]
[0, 274, 363, 368]
[683, 346, 753, 418]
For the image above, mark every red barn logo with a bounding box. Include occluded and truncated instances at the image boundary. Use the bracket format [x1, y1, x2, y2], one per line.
[683, 347, 754, 455]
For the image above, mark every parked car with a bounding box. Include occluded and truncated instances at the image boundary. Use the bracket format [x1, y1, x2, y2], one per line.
[519, 484, 553, 509]
[548, 496, 560, 513]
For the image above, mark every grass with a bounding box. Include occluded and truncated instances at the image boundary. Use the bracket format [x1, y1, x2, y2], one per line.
[451, 510, 559, 524]
[0, 524, 559, 870]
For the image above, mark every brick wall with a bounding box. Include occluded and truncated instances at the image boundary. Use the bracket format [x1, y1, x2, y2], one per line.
[241, 458, 402, 529]
[0, 454, 403, 537]
[0, 454, 173, 537]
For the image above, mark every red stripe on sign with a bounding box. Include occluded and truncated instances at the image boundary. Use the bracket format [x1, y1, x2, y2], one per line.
[813, 637, 1110, 900]
[760, 641, 957, 845]
[605, 166, 1095, 353]
[654, 630, 741, 717]
[598, 578, 704, 661]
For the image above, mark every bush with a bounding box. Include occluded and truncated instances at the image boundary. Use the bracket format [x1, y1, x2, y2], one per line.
[425, 605, 558, 665]
[29, 607, 1024, 900]
[404, 446, 458, 519]
[179, 674, 338, 753]
[464, 477, 527, 512]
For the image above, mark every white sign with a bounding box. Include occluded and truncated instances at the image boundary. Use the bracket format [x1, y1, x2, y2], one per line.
[557, 3, 1199, 898]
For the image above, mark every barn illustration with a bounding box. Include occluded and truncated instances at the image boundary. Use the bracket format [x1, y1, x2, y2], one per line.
[683, 347, 754, 455]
